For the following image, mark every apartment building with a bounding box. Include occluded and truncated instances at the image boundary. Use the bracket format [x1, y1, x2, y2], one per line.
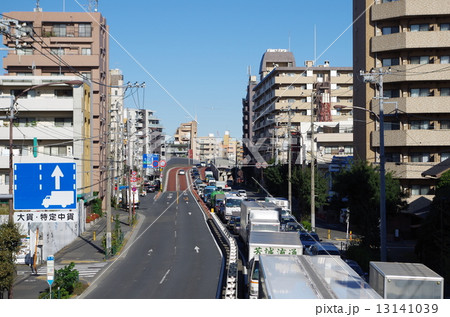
[173, 120, 198, 159]
[0, 75, 93, 199]
[252, 49, 354, 166]
[196, 134, 219, 162]
[125, 108, 164, 178]
[353, 0, 450, 221]
[2, 9, 109, 201]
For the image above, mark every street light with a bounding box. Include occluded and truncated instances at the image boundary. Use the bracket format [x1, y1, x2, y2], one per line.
[334, 103, 387, 261]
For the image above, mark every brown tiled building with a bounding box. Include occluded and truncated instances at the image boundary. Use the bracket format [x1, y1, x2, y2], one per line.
[2, 9, 109, 201]
[353, 0, 450, 231]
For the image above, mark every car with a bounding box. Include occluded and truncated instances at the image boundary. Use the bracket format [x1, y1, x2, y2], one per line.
[178, 169, 185, 175]
[237, 189, 247, 198]
[299, 231, 321, 252]
[284, 222, 302, 232]
[344, 259, 368, 281]
[305, 242, 341, 256]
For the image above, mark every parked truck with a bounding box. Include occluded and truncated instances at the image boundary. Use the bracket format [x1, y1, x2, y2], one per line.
[369, 261, 444, 299]
[239, 201, 281, 245]
[247, 231, 303, 299]
[258, 254, 382, 299]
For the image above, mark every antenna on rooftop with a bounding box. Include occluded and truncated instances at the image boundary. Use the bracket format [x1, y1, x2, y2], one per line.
[34, 0, 42, 12]
[87, 0, 99, 12]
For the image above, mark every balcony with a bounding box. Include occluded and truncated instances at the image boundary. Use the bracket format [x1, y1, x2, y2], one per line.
[372, 0, 450, 22]
[385, 162, 433, 180]
[0, 126, 74, 141]
[371, 129, 450, 147]
[383, 64, 450, 83]
[371, 31, 450, 53]
[371, 96, 450, 114]
[3, 53, 100, 68]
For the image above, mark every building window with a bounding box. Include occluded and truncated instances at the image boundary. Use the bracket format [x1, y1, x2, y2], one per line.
[384, 89, 400, 98]
[79, 23, 92, 37]
[410, 88, 430, 97]
[54, 89, 73, 98]
[410, 153, 431, 162]
[441, 120, 450, 129]
[441, 56, 450, 64]
[386, 153, 401, 162]
[411, 120, 432, 130]
[384, 121, 400, 130]
[441, 23, 450, 31]
[81, 48, 92, 55]
[16, 48, 33, 55]
[441, 152, 450, 161]
[50, 48, 64, 56]
[410, 24, 430, 32]
[382, 58, 399, 66]
[53, 24, 67, 37]
[44, 146, 68, 156]
[344, 146, 353, 154]
[55, 118, 73, 127]
[440, 88, 450, 96]
[382, 26, 399, 35]
[410, 56, 430, 64]
[411, 185, 431, 195]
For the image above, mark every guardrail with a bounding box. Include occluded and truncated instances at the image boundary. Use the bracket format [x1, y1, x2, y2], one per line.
[210, 212, 238, 299]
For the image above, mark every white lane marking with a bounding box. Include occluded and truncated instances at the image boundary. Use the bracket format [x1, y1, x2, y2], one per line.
[159, 269, 170, 284]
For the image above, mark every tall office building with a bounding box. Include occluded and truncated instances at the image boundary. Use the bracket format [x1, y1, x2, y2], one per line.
[353, 0, 450, 223]
[2, 8, 109, 202]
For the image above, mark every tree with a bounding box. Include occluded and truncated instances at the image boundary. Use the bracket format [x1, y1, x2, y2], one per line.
[262, 164, 287, 197]
[333, 160, 402, 247]
[0, 222, 21, 298]
[290, 166, 328, 219]
[415, 170, 450, 288]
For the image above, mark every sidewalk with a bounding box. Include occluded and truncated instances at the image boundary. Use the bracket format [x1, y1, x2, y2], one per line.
[13, 206, 140, 299]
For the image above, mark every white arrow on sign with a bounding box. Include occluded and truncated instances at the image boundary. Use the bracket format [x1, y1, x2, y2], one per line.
[51, 165, 64, 190]
[194, 246, 200, 253]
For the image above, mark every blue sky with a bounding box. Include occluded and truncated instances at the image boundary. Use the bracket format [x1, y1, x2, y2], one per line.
[2, 0, 353, 139]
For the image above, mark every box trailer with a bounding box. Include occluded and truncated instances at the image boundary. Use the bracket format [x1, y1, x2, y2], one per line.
[247, 231, 303, 299]
[258, 255, 381, 299]
[369, 261, 444, 299]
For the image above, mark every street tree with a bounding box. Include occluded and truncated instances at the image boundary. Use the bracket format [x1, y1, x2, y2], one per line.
[333, 160, 403, 247]
[0, 222, 21, 299]
[290, 166, 328, 219]
[415, 170, 450, 284]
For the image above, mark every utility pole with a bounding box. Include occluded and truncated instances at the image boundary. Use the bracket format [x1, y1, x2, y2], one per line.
[310, 91, 315, 232]
[287, 105, 292, 212]
[360, 68, 389, 262]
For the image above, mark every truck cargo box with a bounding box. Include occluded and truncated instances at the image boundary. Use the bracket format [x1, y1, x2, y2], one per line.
[369, 261, 444, 299]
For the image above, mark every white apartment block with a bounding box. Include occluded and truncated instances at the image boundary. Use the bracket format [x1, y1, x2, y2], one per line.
[125, 108, 163, 179]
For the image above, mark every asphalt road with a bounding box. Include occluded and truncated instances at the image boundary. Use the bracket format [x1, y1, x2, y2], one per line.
[83, 168, 222, 299]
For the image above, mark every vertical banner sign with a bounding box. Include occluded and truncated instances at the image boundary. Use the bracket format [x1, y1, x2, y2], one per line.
[47, 255, 54, 286]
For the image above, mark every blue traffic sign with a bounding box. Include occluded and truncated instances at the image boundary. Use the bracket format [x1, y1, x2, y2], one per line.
[14, 162, 77, 210]
[143, 154, 159, 168]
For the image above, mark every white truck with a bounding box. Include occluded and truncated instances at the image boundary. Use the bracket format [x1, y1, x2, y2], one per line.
[221, 193, 244, 221]
[258, 254, 382, 299]
[247, 231, 303, 299]
[369, 261, 444, 299]
[42, 191, 74, 208]
[239, 201, 281, 245]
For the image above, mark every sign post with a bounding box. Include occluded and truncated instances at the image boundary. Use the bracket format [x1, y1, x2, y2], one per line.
[47, 255, 54, 299]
